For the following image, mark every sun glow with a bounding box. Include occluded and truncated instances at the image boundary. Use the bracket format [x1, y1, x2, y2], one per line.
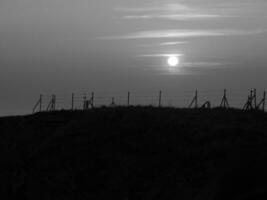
[167, 56, 179, 67]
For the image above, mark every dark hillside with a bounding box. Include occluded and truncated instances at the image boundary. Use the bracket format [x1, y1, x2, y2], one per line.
[1, 107, 267, 199]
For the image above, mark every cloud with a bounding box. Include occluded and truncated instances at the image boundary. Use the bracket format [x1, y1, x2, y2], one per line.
[183, 62, 224, 68]
[115, 1, 267, 23]
[138, 54, 184, 58]
[159, 41, 189, 46]
[138, 41, 188, 47]
[122, 14, 226, 21]
[115, 3, 192, 13]
[98, 29, 266, 40]
[116, 2, 237, 22]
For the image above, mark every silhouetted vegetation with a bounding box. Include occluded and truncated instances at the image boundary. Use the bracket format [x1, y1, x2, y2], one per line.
[0, 107, 267, 199]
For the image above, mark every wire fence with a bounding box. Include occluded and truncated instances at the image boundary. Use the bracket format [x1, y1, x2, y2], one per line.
[32, 89, 266, 113]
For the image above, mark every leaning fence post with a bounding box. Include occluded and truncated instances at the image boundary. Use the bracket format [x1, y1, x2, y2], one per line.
[263, 91, 266, 112]
[195, 90, 198, 108]
[39, 94, 43, 112]
[53, 95, 56, 111]
[188, 90, 198, 109]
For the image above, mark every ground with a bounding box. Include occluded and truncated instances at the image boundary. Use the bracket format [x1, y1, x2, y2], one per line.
[0, 107, 267, 199]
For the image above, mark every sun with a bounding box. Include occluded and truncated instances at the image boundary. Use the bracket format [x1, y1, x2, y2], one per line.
[167, 56, 179, 67]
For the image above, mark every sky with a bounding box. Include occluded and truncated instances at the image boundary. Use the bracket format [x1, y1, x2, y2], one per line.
[1, 0, 267, 115]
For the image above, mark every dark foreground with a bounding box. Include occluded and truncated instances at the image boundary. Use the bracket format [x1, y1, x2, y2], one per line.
[0, 107, 267, 199]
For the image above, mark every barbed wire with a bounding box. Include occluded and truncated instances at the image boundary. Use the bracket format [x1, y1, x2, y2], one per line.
[32, 89, 266, 113]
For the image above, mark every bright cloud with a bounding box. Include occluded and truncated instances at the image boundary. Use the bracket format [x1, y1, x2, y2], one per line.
[138, 54, 184, 57]
[99, 29, 266, 40]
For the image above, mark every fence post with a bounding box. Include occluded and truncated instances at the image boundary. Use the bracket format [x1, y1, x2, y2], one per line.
[39, 94, 43, 112]
[158, 91, 162, 107]
[53, 95, 56, 111]
[127, 92, 130, 106]
[32, 95, 42, 113]
[91, 92, 94, 108]
[83, 95, 86, 110]
[220, 89, 229, 108]
[254, 88, 257, 108]
[111, 97, 115, 107]
[71, 93, 74, 110]
[188, 90, 198, 109]
[195, 90, 198, 108]
[264, 91, 266, 112]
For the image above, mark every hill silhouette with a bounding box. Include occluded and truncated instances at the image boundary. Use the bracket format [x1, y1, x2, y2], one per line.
[0, 107, 267, 199]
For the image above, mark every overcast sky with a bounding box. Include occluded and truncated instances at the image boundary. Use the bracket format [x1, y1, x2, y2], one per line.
[1, 0, 267, 115]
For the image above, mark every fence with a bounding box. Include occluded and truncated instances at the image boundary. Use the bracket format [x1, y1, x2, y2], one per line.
[32, 89, 266, 113]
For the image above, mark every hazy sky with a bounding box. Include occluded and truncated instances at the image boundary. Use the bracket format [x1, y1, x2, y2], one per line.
[1, 0, 267, 115]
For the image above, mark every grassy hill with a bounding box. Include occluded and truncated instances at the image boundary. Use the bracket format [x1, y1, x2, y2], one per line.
[0, 107, 267, 199]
